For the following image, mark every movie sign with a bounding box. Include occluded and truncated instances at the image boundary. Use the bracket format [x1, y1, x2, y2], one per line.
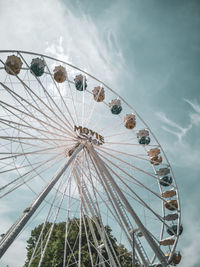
[74, 125, 104, 144]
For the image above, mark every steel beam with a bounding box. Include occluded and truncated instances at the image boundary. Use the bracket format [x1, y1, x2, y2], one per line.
[88, 144, 168, 267]
[0, 143, 83, 258]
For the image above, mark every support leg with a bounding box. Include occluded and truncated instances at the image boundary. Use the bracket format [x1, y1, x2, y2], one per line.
[0, 144, 84, 258]
[87, 144, 168, 267]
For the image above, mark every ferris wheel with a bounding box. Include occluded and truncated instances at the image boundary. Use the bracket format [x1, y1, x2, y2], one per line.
[0, 50, 182, 267]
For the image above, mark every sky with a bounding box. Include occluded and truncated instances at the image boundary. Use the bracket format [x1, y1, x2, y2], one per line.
[0, 0, 200, 266]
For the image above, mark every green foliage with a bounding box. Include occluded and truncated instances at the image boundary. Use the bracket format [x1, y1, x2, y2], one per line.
[24, 217, 140, 267]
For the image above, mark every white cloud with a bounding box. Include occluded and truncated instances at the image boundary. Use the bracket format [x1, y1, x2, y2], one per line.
[155, 99, 200, 169]
[156, 111, 192, 142]
[156, 99, 200, 143]
[156, 98, 200, 143]
[190, 113, 200, 126]
[184, 98, 200, 126]
[0, 0, 127, 88]
[184, 98, 200, 114]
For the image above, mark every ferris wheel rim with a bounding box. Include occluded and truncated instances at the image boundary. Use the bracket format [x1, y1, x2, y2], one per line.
[0, 50, 181, 266]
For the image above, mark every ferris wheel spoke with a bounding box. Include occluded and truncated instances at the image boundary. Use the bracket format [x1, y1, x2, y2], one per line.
[0, 135, 64, 153]
[82, 167, 132, 247]
[81, 153, 136, 247]
[28, 163, 74, 267]
[0, 144, 63, 161]
[23, 154, 70, 202]
[105, 141, 157, 147]
[0, 156, 65, 199]
[0, 161, 61, 198]
[62, 162, 94, 267]
[85, 216, 109, 267]
[42, 57, 78, 128]
[0, 118, 67, 146]
[81, 213, 95, 267]
[96, 146, 157, 179]
[83, 150, 108, 202]
[35, 166, 82, 267]
[96, 149, 170, 200]
[7, 67, 68, 141]
[81, 77, 86, 126]
[66, 72, 80, 126]
[0, 140, 69, 194]
[0, 82, 75, 138]
[95, 152, 175, 237]
[29, 158, 82, 266]
[96, 147, 177, 192]
[2, 56, 74, 134]
[37, 166, 73, 267]
[0, 136, 72, 147]
[0, 161, 32, 175]
[1, 156, 64, 198]
[0, 137, 48, 150]
[98, 117, 124, 136]
[65, 203, 90, 266]
[0, 146, 82, 259]
[100, 144, 149, 158]
[63, 174, 72, 267]
[0, 60, 75, 136]
[0, 112, 67, 144]
[0, 100, 68, 141]
[0, 152, 62, 190]
[76, 157, 84, 267]
[83, 89, 96, 127]
[83, 88, 106, 128]
[98, 145, 169, 167]
[65, 219, 81, 267]
[87, 144, 169, 266]
[0, 135, 71, 142]
[86, 148, 150, 266]
[87, 163, 146, 211]
[18, 53, 72, 129]
[80, 156, 136, 266]
[73, 167, 120, 267]
[97, 150, 164, 207]
[84, 91, 122, 133]
[104, 131, 136, 139]
[0, 154, 64, 199]
[19, 202, 57, 264]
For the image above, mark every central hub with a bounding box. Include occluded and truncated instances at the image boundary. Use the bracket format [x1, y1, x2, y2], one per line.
[74, 125, 104, 145]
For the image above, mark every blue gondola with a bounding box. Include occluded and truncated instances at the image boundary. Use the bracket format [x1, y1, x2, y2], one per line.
[111, 105, 122, 114]
[74, 74, 87, 91]
[167, 225, 183, 236]
[139, 136, 151, 145]
[30, 58, 45, 77]
[159, 175, 172, 186]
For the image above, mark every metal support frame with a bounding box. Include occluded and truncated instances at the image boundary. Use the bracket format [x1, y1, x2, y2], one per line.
[132, 231, 135, 267]
[98, 244, 105, 267]
[0, 144, 84, 259]
[130, 230, 136, 267]
[73, 167, 118, 267]
[87, 144, 168, 267]
[88, 147, 149, 266]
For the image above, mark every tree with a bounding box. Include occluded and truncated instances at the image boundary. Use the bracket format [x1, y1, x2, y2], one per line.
[24, 216, 141, 267]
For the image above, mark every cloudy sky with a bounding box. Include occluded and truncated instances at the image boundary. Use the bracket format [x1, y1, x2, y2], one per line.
[0, 0, 200, 266]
